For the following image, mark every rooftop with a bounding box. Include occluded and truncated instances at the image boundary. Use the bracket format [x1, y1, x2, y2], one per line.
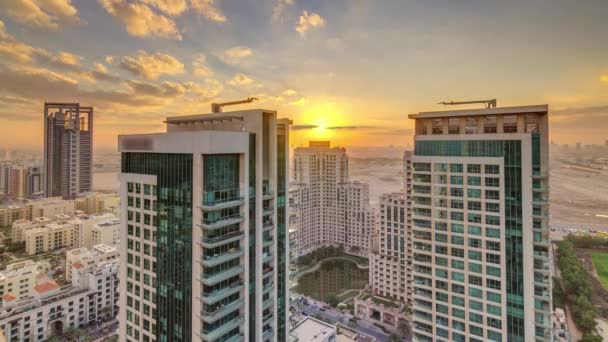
[409, 104, 548, 119]
[34, 280, 60, 294]
[290, 317, 336, 342]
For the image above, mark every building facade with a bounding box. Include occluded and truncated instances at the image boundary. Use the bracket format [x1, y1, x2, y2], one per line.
[0, 260, 119, 342]
[0, 261, 39, 305]
[43, 103, 93, 199]
[408, 105, 552, 342]
[291, 142, 375, 256]
[118, 108, 290, 342]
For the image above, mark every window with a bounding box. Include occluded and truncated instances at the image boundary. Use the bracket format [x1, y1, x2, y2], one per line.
[451, 236, 464, 245]
[487, 241, 501, 251]
[434, 163, 447, 172]
[469, 238, 482, 248]
[451, 224, 464, 233]
[469, 275, 482, 286]
[451, 248, 464, 258]
[467, 189, 481, 198]
[468, 201, 482, 211]
[467, 176, 481, 186]
[469, 287, 483, 299]
[450, 212, 464, 221]
[450, 200, 464, 209]
[485, 164, 500, 174]
[486, 228, 500, 238]
[486, 266, 501, 277]
[467, 164, 481, 173]
[450, 188, 463, 197]
[486, 190, 500, 200]
[486, 215, 500, 226]
[468, 250, 482, 261]
[486, 202, 500, 213]
[450, 176, 463, 185]
[452, 296, 465, 307]
[487, 279, 501, 290]
[468, 213, 482, 223]
[452, 284, 465, 294]
[485, 177, 500, 187]
[468, 226, 481, 236]
[469, 312, 483, 324]
[451, 260, 464, 270]
[470, 300, 483, 312]
[468, 263, 482, 274]
[451, 271, 464, 282]
[486, 253, 501, 264]
[450, 164, 463, 173]
[487, 304, 502, 316]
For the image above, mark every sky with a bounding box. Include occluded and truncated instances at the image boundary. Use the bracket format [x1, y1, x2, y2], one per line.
[0, 0, 607, 151]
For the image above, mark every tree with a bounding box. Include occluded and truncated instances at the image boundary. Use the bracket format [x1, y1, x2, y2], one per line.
[581, 334, 603, 342]
[324, 293, 340, 307]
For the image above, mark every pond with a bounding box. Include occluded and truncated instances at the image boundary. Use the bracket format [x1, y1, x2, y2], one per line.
[294, 259, 368, 302]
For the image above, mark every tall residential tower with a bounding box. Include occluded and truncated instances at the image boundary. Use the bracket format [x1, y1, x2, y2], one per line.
[409, 105, 551, 342]
[118, 109, 290, 342]
[43, 103, 93, 199]
[291, 141, 375, 256]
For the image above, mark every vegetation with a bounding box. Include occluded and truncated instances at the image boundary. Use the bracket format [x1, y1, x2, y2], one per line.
[590, 251, 608, 289]
[324, 293, 340, 307]
[5, 241, 25, 253]
[556, 240, 602, 340]
[297, 245, 368, 269]
[337, 290, 359, 302]
[566, 234, 608, 249]
[552, 277, 564, 309]
[371, 295, 400, 309]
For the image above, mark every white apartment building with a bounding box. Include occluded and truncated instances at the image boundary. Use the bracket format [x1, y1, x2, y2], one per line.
[91, 219, 120, 246]
[369, 192, 412, 303]
[66, 244, 119, 279]
[0, 260, 119, 342]
[291, 141, 375, 256]
[409, 105, 552, 342]
[0, 261, 39, 305]
[289, 317, 336, 342]
[71, 213, 117, 248]
[118, 108, 290, 342]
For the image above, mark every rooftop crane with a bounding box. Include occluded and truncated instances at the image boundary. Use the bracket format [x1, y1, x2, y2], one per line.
[438, 99, 497, 108]
[211, 97, 258, 113]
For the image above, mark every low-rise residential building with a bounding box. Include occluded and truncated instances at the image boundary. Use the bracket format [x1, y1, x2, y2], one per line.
[70, 213, 117, 249]
[0, 260, 119, 342]
[91, 219, 120, 247]
[290, 317, 336, 342]
[0, 261, 39, 305]
[0, 197, 75, 228]
[65, 244, 119, 279]
[12, 214, 72, 242]
[75, 193, 120, 215]
[23, 222, 76, 255]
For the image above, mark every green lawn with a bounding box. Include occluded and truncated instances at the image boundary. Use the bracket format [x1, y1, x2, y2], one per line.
[337, 290, 359, 302]
[591, 251, 608, 289]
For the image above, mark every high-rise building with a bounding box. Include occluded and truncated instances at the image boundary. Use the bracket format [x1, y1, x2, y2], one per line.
[118, 108, 290, 342]
[408, 105, 551, 342]
[291, 141, 375, 256]
[43, 103, 93, 199]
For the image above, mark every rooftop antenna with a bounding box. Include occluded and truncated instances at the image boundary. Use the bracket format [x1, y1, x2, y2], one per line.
[438, 99, 497, 108]
[211, 97, 258, 113]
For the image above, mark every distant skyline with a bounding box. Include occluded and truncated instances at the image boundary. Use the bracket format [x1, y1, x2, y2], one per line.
[0, 0, 607, 149]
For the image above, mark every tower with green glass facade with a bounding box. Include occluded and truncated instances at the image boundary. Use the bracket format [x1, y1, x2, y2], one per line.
[408, 105, 551, 342]
[118, 109, 290, 342]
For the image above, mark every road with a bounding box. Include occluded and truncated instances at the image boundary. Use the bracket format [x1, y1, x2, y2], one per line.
[298, 297, 391, 342]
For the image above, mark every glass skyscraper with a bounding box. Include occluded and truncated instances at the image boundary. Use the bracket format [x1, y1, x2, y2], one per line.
[118, 109, 290, 342]
[408, 105, 551, 342]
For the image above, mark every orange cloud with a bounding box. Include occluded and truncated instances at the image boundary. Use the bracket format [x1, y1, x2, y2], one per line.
[0, 0, 82, 30]
[99, 0, 182, 40]
[296, 10, 325, 37]
[191, 0, 226, 22]
[115, 50, 185, 80]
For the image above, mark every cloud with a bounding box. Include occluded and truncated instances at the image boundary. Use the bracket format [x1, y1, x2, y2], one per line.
[191, 0, 226, 22]
[218, 46, 253, 65]
[283, 89, 297, 96]
[116, 50, 185, 80]
[139, 0, 187, 16]
[272, 0, 293, 21]
[0, 0, 82, 29]
[0, 64, 171, 108]
[125, 80, 186, 98]
[291, 124, 317, 130]
[99, 0, 182, 40]
[288, 97, 308, 106]
[601, 75, 608, 83]
[227, 73, 255, 87]
[296, 10, 325, 37]
[0, 25, 48, 63]
[183, 79, 223, 100]
[326, 125, 376, 130]
[192, 54, 212, 77]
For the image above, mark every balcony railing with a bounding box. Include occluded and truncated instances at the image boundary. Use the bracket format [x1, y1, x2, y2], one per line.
[200, 316, 243, 341]
[202, 188, 243, 209]
[201, 231, 244, 248]
[202, 266, 244, 285]
[202, 248, 243, 267]
[201, 298, 244, 323]
[201, 281, 243, 304]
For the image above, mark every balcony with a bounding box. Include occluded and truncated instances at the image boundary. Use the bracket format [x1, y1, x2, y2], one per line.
[263, 253, 273, 264]
[225, 333, 245, 342]
[200, 298, 244, 323]
[532, 210, 549, 219]
[532, 171, 549, 179]
[263, 266, 274, 278]
[202, 248, 243, 267]
[201, 231, 244, 248]
[200, 316, 243, 341]
[201, 281, 243, 304]
[263, 220, 273, 231]
[533, 196, 549, 206]
[200, 214, 244, 230]
[202, 266, 244, 285]
[263, 297, 274, 309]
[263, 206, 274, 216]
[262, 313, 273, 324]
[202, 189, 244, 211]
[262, 282, 273, 294]
[262, 328, 273, 340]
[263, 236, 273, 247]
[263, 180, 273, 200]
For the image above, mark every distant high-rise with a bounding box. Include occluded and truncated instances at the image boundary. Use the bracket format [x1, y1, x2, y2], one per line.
[291, 141, 375, 256]
[408, 105, 552, 342]
[43, 103, 93, 199]
[118, 108, 290, 342]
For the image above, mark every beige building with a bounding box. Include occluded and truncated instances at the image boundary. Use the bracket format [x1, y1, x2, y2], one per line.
[70, 213, 117, 248]
[0, 197, 75, 228]
[0, 261, 39, 305]
[92, 218, 120, 246]
[23, 222, 75, 255]
[75, 192, 120, 215]
[65, 244, 119, 279]
[12, 214, 72, 242]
